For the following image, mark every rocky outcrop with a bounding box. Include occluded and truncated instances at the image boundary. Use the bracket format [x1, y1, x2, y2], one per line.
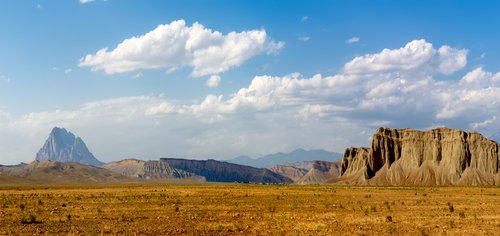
[161, 158, 293, 183]
[272, 160, 340, 184]
[103, 159, 204, 181]
[297, 161, 340, 184]
[35, 127, 104, 166]
[338, 127, 500, 185]
[271, 164, 308, 182]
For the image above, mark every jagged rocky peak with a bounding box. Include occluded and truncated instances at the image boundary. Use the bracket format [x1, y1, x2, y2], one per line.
[35, 127, 104, 167]
[339, 127, 500, 186]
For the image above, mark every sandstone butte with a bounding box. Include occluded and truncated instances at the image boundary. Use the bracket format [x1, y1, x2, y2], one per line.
[337, 127, 500, 186]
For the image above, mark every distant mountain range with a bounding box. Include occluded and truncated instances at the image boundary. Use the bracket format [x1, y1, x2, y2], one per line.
[5, 126, 500, 186]
[0, 127, 341, 185]
[227, 148, 341, 168]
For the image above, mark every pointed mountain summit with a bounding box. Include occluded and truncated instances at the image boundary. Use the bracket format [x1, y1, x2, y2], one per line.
[35, 127, 104, 166]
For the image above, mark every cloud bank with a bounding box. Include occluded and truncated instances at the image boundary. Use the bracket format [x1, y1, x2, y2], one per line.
[4, 39, 500, 165]
[79, 20, 284, 77]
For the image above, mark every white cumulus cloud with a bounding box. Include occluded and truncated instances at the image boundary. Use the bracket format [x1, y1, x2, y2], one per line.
[206, 75, 221, 88]
[344, 39, 467, 75]
[347, 37, 360, 44]
[79, 20, 284, 77]
[79, 0, 95, 4]
[4, 39, 500, 166]
[299, 36, 311, 42]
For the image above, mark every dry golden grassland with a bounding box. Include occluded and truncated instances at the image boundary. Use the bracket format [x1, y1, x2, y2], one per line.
[1, 183, 499, 235]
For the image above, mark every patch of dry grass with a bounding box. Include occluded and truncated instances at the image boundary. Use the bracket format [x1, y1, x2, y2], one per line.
[0, 184, 499, 234]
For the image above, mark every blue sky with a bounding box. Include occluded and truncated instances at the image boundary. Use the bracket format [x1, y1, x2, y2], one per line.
[1, 0, 500, 164]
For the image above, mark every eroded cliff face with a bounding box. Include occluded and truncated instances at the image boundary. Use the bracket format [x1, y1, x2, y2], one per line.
[161, 158, 293, 183]
[296, 160, 339, 184]
[339, 127, 500, 185]
[103, 159, 202, 180]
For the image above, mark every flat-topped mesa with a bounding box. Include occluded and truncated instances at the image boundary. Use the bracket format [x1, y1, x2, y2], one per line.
[339, 127, 500, 185]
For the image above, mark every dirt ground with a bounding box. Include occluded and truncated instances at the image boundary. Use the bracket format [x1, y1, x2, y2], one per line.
[0, 183, 499, 235]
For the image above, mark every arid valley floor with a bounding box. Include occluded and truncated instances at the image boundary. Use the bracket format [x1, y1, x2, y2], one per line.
[1, 184, 499, 235]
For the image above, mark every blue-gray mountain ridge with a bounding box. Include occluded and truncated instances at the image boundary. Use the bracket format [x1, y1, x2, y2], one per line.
[227, 148, 341, 168]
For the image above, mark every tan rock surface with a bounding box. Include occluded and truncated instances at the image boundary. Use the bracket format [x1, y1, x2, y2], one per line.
[272, 160, 340, 184]
[338, 127, 500, 185]
[103, 159, 202, 180]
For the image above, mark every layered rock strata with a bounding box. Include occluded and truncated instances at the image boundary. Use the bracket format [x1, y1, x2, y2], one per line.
[103, 159, 203, 180]
[339, 127, 500, 185]
[161, 158, 293, 183]
[272, 160, 339, 184]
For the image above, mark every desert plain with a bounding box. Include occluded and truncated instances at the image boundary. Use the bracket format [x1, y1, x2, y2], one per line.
[1, 183, 499, 235]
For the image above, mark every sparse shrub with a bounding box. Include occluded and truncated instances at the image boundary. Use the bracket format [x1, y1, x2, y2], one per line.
[363, 208, 369, 216]
[448, 219, 455, 228]
[385, 214, 393, 222]
[387, 224, 396, 234]
[448, 203, 454, 213]
[233, 223, 242, 232]
[18, 203, 26, 211]
[458, 211, 465, 218]
[21, 214, 42, 224]
[268, 203, 276, 212]
[66, 213, 71, 221]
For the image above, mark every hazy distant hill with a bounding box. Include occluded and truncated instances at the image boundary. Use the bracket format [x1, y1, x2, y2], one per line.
[161, 158, 293, 183]
[228, 148, 341, 168]
[35, 127, 104, 166]
[0, 160, 131, 184]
